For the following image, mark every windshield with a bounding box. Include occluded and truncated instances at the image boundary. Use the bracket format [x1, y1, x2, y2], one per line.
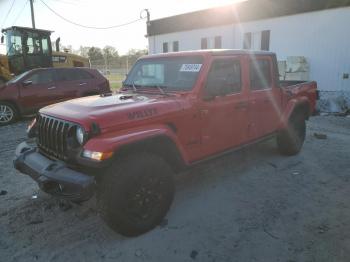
[124, 56, 203, 91]
[7, 71, 31, 84]
[5, 29, 51, 57]
[6, 30, 22, 56]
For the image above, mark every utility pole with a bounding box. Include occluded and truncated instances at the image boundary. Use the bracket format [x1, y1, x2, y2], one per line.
[30, 0, 36, 29]
[141, 9, 150, 38]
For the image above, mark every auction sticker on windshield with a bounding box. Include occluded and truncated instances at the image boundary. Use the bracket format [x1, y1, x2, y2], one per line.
[180, 64, 202, 72]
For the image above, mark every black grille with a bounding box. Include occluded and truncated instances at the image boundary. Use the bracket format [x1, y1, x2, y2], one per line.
[37, 114, 75, 160]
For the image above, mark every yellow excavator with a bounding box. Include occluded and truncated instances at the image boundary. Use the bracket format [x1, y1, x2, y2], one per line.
[0, 26, 90, 85]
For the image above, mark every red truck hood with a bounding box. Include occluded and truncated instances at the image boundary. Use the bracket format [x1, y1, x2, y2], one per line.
[40, 93, 184, 131]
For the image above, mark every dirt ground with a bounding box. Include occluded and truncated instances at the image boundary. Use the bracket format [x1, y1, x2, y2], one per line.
[0, 116, 350, 262]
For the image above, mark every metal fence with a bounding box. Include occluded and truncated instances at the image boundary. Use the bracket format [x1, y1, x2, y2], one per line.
[90, 60, 132, 89]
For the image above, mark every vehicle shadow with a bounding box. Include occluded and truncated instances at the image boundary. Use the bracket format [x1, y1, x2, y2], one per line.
[175, 138, 280, 192]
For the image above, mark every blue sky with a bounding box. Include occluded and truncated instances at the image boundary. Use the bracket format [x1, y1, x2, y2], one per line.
[0, 0, 240, 54]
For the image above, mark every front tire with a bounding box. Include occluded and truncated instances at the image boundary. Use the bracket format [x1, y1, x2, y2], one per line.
[97, 153, 175, 236]
[277, 113, 306, 155]
[0, 102, 18, 126]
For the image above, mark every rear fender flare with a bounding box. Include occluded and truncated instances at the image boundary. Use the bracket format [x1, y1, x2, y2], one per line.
[279, 97, 311, 129]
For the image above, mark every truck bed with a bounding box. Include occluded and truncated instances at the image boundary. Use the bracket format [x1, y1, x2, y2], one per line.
[280, 80, 318, 116]
[279, 80, 308, 88]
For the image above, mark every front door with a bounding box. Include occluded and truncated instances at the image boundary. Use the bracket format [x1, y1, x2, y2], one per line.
[19, 69, 57, 112]
[198, 56, 249, 158]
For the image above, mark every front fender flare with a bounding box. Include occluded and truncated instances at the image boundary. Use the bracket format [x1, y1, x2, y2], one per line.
[83, 124, 189, 165]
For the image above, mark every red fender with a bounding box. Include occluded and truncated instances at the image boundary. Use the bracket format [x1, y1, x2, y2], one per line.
[279, 96, 311, 129]
[83, 124, 190, 165]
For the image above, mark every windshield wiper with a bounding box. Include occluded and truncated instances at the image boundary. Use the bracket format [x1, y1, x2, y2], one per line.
[123, 83, 172, 96]
[123, 82, 138, 93]
[147, 85, 172, 96]
[155, 85, 166, 95]
[132, 82, 138, 92]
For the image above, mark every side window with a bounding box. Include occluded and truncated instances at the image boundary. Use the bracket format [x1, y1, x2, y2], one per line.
[249, 59, 272, 90]
[205, 59, 241, 97]
[26, 32, 42, 55]
[201, 38, 208, 49]
[41, 37, 50, 55]
[26, 70, 54, 84]
[162, 42, 168, 53]
[173, 41, 179, 52]
[56, 69, 92, 81]
[55, 69, 74, 81]
[76, 69, 94, 80]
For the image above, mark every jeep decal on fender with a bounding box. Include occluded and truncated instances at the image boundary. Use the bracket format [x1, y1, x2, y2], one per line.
[128, 108, 158, 120]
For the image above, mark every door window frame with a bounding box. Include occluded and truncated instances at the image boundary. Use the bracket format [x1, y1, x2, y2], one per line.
[202, 56, 244, 100]
[248, 56, 275, 92]
[24, 69, 55, 85]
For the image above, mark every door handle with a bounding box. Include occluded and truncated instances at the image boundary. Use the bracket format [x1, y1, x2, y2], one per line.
[79, 82, 87, 86]
[47, 86, 56, 90]
[200, 109, 209, 118]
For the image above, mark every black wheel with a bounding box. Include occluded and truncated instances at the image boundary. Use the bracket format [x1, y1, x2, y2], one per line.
[97, 153, 175, 236]
[0, 102, 18, 126]
[277, 113, 306, 155]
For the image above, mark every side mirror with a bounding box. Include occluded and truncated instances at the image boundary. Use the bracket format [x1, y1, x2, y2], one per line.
[1, 36, 4, 44]
[22, 80, 33, 87]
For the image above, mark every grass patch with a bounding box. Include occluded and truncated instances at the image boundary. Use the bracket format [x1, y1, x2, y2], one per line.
[105, 74, 125, 91]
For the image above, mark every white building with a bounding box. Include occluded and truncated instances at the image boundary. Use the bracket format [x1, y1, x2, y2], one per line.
[147, 0, 350, 112]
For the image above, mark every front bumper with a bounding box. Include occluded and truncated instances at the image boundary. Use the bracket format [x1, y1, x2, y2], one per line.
[14, 142, 95, 202]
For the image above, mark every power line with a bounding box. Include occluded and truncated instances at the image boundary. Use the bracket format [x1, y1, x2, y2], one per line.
[39, 0, 145, 30]
[12, 0, 29, 25]
[1, 0, 17, 29]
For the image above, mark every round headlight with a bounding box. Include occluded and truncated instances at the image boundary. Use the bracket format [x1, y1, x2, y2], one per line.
[76, 126, 85, 145]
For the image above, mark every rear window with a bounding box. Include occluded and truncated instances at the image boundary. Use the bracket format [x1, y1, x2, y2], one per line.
[249, 59, 272, 90]
[55, 69, 94, 81]
[76, 69, 94, 80]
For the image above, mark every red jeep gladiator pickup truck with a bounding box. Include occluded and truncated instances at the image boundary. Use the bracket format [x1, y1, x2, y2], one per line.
[14, 50, 317, 236]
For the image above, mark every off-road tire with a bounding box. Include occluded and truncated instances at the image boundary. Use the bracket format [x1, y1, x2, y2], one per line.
[0, 102, 18, 126]
[277, 113, 306, 155]
[97, 152, 175, 236]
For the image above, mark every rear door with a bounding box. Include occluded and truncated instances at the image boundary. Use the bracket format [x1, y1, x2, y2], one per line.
[54, 68, 95, 101]
[18, 69, 57, 111]
[197, 56, 249, 158]
[247, 56, 282, 139]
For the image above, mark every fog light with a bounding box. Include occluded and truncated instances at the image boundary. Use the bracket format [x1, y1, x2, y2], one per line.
[82, 150, 113, 161]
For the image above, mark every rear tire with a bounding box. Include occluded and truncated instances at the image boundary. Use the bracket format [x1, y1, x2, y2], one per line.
[97, 152, 175, 236]
[0, 102, 18, 126]
[277, 113, 306, 155]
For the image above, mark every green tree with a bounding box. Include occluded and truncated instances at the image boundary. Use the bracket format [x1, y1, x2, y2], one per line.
[102, 45, 119, 67]
[88, 47, 103, 62]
